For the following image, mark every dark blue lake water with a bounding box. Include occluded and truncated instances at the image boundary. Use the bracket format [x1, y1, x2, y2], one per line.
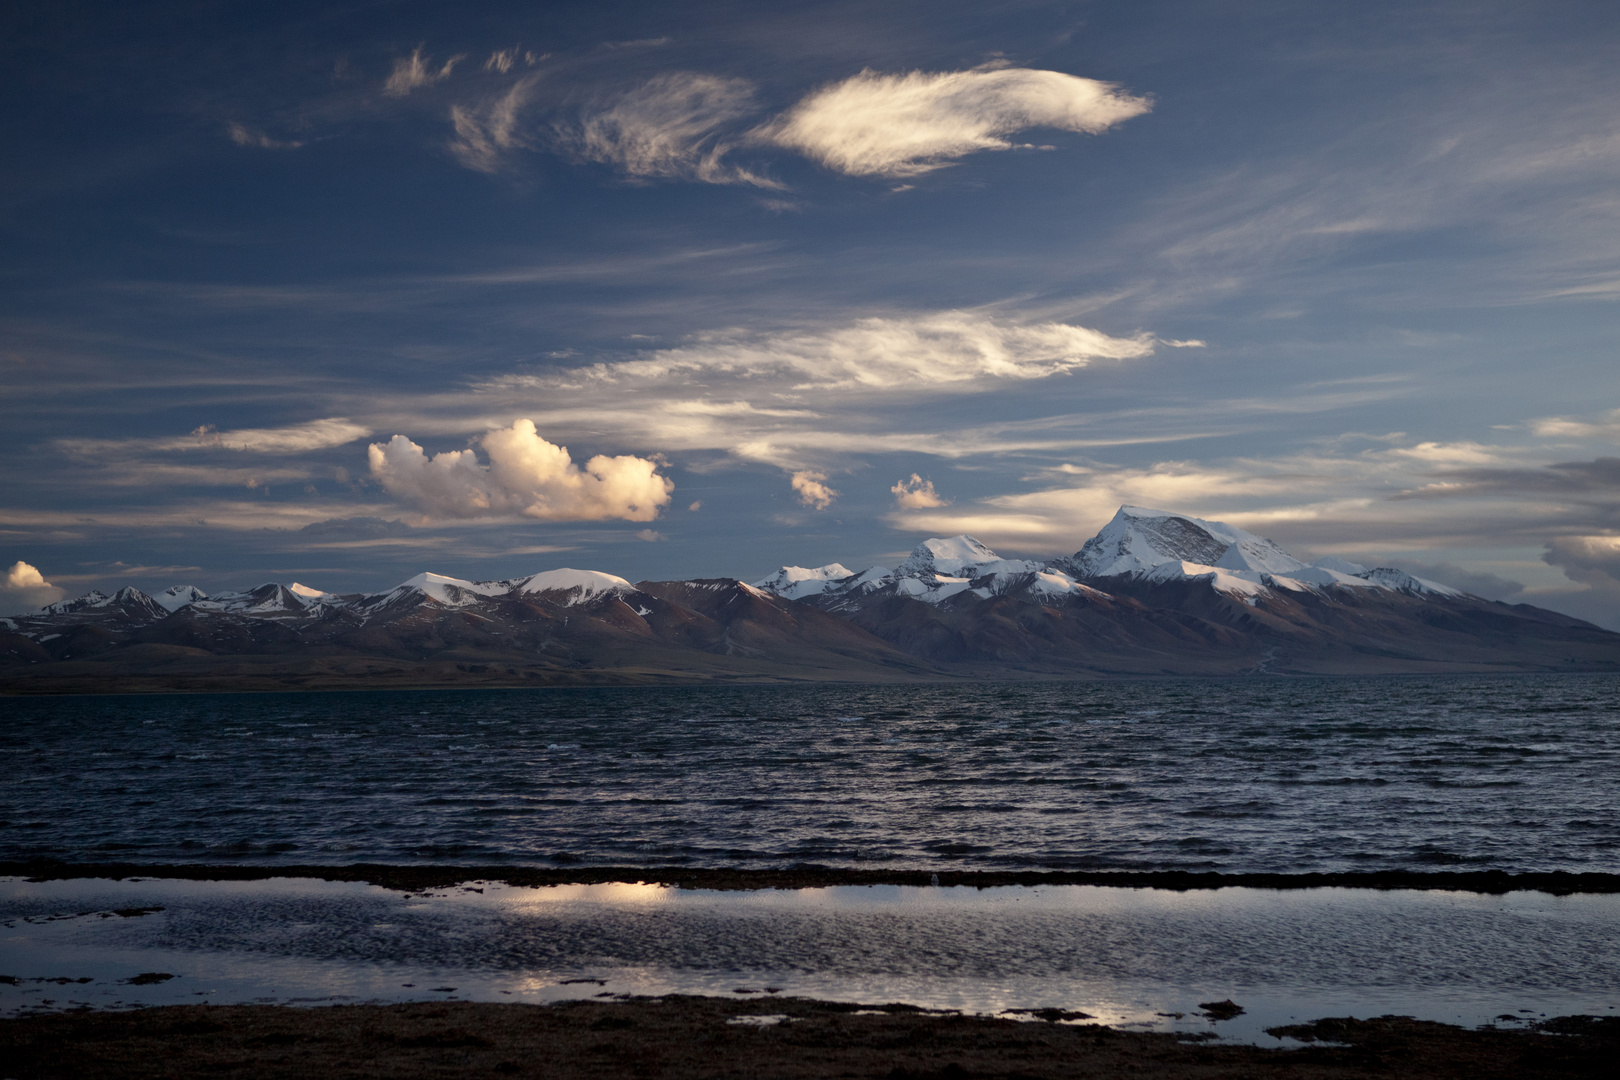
[3, 675, 1618, 873]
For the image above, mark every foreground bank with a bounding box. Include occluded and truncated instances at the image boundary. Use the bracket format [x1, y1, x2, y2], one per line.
[3, 997, 1617, 1079]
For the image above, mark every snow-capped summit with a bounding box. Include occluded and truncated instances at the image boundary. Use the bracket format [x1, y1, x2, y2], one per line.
[895, 535, 1044, 580]
[39, 587, 166, 619]
[154, 585, 209, 611]
[755, 536, 1096, 608]
[514, 568, 635, 605]
[383, 572, 509, 608]
[1062, 506, 1477, 602]
[752, 563, 856, 601]
[288, 583, 334, 603]
[363, 567, 637, 611]
[1068, 507, 1305, 578]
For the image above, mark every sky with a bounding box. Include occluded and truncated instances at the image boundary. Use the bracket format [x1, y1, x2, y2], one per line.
[4, 0, 1620, 625]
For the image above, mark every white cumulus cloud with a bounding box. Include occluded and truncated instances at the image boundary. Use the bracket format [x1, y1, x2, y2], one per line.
[558, 73, 779, 186]
[368, 419, 674, 522]
[758, 65, 1151, 178]
[595, 311, 1154, 391]
[1, 560, 64, 614]
[891, 473, 949, 509]
[790, 470, 838, 510]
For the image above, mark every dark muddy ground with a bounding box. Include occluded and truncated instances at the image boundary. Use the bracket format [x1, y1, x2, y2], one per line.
[2, 996, 1616, 1079]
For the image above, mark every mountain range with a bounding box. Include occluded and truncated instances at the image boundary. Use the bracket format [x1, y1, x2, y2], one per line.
[4, 506, 1617, 693]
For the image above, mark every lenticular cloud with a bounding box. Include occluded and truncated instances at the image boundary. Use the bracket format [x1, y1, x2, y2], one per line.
[368, 419, 673, 522]
[759, 66, 1151, 177]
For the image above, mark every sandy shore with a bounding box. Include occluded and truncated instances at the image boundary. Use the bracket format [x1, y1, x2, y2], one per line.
[6, 860, 1620, 894]
[3, 996, 1616, 1078]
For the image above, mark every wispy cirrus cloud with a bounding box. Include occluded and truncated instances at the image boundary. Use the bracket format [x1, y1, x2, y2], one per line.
[557, 73, 780, 187]
[56, 418, 371, 458]
[448, 76, 539, 173]
[548, 311, 1155, 392]
[226, 123, 303, 150]
[384, 47, 465, 97]
[439, 64, 1145, 185]
[756, 65, 1151, 178]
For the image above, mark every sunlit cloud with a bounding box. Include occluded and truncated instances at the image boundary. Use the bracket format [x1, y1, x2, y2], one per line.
[368, 419, 673, 522]
[560, 311, 1154, 392]
[891, 473, 948, 509]
[758, 65, 1151, 177]
[790, 469, 837, 509]
[1529, 407, 1620, 441]
[1, 560, 64, 614]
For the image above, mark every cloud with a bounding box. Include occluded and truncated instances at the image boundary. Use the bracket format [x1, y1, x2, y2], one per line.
[891, 473, 948, 509]
[226, 123, 303, 150]
[368, 419, 673, 522]
[558, 73, 778, 186]
[384, 47, 464, 97]
[185, 418, 372, 454]
[1, 560, 64, 614]
[57, 418, 371, 458]
[1393, 456, 1620, 499]
[1530, 408, 1620, 441]
[1544, 535, 1620, 588]
[480, 48, 544, 73]
[758, 65, 1150, 178]
[636, 528, 665, 541]
[580, 311, 1155, 392]
[448, 77, 538, 173]
[790, 470, 837, 510]
[881, 440, 1620, 556]
[297, 516, 414, 541]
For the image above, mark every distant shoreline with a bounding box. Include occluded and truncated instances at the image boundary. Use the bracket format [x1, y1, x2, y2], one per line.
[7, 665, 1620, 697]
[6, 861, 1619, 895]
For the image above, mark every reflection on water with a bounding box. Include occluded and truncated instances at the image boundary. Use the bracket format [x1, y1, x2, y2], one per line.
[3, 876, 1617, 1042]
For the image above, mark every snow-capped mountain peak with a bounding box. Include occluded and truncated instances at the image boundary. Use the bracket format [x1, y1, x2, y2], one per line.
[752, 563, 856, 601]
[895, 535, 1045, 581]
[387, 572, 508, 608]
[1068, 506, 1304, 578]
[153, 585, 209, 611]
[515, 568, 635, 605]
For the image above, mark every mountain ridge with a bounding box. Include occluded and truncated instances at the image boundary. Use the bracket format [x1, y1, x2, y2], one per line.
[5, 506, 1617, 693]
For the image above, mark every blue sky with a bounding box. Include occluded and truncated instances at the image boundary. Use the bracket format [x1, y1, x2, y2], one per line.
[5, 0, 1620, 625]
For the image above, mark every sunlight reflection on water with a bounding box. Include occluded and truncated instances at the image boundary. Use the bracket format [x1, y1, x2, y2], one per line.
[2, 876, 1617, 1043]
